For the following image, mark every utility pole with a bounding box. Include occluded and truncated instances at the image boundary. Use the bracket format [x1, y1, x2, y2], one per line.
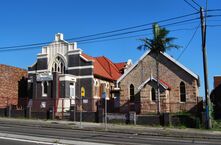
[156, 57, 161, 114]
[80, 87, 85, 128]
[80, 94, 82, 128]
[105, 94, 107, 131]
[200, 7, 212, 129]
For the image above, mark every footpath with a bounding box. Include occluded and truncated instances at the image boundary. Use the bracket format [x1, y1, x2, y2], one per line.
[0, 117, 221, 140]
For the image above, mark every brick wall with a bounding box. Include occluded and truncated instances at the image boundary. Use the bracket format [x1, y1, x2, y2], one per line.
[119, 52, 199, 114]
[0, 64, 27, 108]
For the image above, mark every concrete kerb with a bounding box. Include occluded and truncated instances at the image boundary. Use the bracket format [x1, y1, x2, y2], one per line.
[0, 117, 221, 140]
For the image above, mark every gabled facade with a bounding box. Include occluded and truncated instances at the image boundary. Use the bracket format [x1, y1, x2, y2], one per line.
[27, 33, 127, 115]
[117, 50, 200, 114]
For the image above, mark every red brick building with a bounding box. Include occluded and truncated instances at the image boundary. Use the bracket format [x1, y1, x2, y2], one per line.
[0, 64, 27, 108]
[214, 76, 221, 88]
[211, 76, 221, 119]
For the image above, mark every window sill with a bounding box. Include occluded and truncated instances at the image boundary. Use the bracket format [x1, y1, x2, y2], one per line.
[150, 101, 157, 104]
[42, 94, 47, 97]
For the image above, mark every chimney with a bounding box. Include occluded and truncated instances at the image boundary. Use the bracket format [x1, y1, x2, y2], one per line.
[55, 33, 64, 41]
[68, 42, 78, 51]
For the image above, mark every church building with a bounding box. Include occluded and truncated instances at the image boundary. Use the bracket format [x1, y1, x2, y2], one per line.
[117, 50, 200, 114]
[27, 33, 129, 116]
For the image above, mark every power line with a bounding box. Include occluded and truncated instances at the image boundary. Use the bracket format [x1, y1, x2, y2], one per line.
[207, 14, 221, 17]
[207, 24, 221, 27]
[79, 27, 199, 45]
[184, 0, 199, 11]
[79, 27, 198, 45]
[67, 12, 199, 40]
[207, 9, 221, 12]
[0, 17, 200, 52]
[191, 0, 201, 8]
[0, 12, 199, 50]
[2, 9, 221, 52]
[0, 26, 200, 52]
[79, 34, 148, 45]
[77, 17, 200, 43]
[177, 24, 200, 60]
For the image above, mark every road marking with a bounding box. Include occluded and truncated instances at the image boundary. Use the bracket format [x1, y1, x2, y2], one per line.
[0, 132, 112, 145]
[0, 136, 55, 144]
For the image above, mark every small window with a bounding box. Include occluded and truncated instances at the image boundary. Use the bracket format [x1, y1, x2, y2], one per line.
[61, 63, 63, 73]
[42, 81, 48, 97]
[40, 102, 46, 109]
[130, 84, 135, 102]
[151, 88, 156, 101]
[54, 63, 57, 72]
[70, 83, 75, 97]
[180, 82, 186, 102]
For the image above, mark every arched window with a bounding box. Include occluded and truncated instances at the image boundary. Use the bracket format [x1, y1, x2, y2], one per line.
[180, 82, 186, 102]
[130, 84, 135, 102]
[52, 56, 65, 74]
[151, 88, 156, 101]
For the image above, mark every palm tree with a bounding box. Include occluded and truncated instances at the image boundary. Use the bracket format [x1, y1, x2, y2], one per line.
[137, 23, 180, 114]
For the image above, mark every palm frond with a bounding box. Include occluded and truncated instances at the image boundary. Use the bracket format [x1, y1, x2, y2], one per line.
[138, 22, 181, 53]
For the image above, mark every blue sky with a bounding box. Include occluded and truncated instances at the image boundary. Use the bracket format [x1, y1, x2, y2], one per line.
[0, 0, 220, 97]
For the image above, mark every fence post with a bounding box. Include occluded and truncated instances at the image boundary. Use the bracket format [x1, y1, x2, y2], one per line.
[29, 107, 32, 119]
[62, 99, 64, 119]
[52, 106, 55, 120]
[8, 105, 12, 118]
[133, 112, 136, 125]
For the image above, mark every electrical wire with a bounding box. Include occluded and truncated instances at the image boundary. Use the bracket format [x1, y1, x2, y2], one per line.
[177, 24, 200, 60]
[79, 27, 199, 45]
[184, 0, 199, 11]
[77, 17, 200, 43]
[1, 10, 221, 52]
[207, 25, 221, 27]
[0, 26, 200, 52]
[0, 17, 200, 52]
[0, 12, 199, 50]
[191, 0, 201, 8]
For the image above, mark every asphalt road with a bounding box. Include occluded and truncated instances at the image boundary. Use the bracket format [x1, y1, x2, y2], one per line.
[0, 121, 220, 145]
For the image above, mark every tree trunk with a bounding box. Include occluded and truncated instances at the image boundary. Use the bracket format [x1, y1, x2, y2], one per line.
[156, 53, 161, 114]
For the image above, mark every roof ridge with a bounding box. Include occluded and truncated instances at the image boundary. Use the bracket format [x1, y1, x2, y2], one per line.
[0, 64, 27, 71]
[102, 56, 113, 77]
[95, 57, 113, 79]
[117, 50, 198, 84]
[103, 56, 121, 73]
[114, 62, 126, 72]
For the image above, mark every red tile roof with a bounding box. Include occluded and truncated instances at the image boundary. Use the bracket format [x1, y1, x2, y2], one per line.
[114, 62, 126, 73]
[214, 76, 221, 88]
[81, 53, 126, 81]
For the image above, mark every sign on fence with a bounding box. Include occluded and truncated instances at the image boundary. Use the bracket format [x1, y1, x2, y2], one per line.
[83, 99, 88, 104]
[81, 87, 85, 97]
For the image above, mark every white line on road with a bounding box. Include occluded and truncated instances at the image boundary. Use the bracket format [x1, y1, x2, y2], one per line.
[0, 136, 54, 145]
[0, 132, 113, 145]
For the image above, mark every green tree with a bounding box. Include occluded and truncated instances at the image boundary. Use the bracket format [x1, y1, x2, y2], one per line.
[137, 23, 180, 114]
